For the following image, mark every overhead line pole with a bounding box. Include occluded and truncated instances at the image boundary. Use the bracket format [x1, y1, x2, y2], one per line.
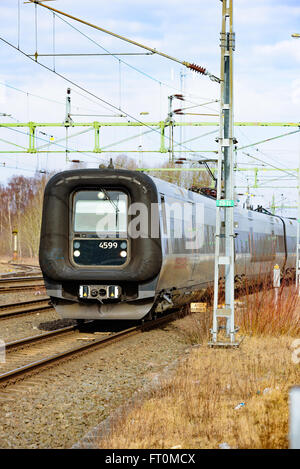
[291, 33, 300, 293]
[296, 134, 300, 293]
[210, 0, 238, 347]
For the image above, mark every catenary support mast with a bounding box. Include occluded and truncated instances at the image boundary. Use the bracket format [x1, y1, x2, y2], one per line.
[210, 0, 238, 346]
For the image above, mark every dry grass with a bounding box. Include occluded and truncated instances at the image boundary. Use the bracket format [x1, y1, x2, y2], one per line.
[96, 281, 300, 449]
[97, 334, 299, 449]
[236, 282, 300, 336]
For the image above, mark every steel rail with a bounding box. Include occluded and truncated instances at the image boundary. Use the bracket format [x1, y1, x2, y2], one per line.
[0, 298, 51, 320]
[0, 276, 44, 293]
[5, 325, 76, 351]
[0, 310, 180, 385]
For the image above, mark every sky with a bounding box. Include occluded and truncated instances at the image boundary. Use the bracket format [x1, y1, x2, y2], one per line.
[0, 0, 300, 212]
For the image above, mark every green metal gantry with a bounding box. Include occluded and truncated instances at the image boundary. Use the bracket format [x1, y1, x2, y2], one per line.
[0, 121, 299, 155]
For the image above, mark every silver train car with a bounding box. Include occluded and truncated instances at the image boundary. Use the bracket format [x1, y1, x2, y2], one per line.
[39, 168, 297, 320]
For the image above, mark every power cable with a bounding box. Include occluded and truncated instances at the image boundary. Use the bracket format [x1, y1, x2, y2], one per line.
[0, 35, 208, 157]
[54, 12, 218, 100]
[26, 0, 220, 82]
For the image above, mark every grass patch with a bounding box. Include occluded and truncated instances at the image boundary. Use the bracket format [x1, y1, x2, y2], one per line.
[97, 334, 299, 449]
[96, 281, 300, 449]
[236, 282, 300, 336]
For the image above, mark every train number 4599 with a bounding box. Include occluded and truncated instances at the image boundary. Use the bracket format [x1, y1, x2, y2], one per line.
[99, 241, 118, 249]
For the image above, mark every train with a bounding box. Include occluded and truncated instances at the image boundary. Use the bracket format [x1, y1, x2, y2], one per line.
[39, 168, 297, 320]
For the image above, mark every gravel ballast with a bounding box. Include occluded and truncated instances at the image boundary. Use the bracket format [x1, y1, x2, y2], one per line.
[0, 307, 62, 343]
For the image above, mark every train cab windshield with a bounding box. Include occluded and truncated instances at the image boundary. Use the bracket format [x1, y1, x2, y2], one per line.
[72, 190, 129, 267]
[73, 190, 128, 235]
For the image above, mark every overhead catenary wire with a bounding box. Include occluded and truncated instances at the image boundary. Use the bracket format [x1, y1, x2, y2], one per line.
[7, 3, 297, 187]
[0, 161, 48, 173]
[241, 152, 297, 179]
[13, 2, 222, 120]
[235, 126, 299, 192]
[34, 2, 38, 60]
[0, 35, 210, 158]
[53, 11, 218, 102]
[52, 12, 55, 71]
[0, 80, 121, 116]
[238, 128, 298, 169]
[236, 126, 300, 185]
[26, 0, 220, 83]
[17, 0, 21, 49]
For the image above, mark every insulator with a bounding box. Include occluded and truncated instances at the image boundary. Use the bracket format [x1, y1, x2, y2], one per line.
[173, 94, 184, 100]
[187, 63, 207, 75]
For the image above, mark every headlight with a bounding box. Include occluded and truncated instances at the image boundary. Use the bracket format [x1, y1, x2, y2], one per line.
[74, 250, 81, 257]
[120, 250, 127, 258]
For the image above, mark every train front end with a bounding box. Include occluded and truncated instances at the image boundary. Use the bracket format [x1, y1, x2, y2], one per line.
[39, 169, 162, 320]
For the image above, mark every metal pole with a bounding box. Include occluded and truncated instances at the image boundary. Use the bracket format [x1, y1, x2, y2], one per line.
[210, 0, 237, 346]
[65, 88, 72, 125]
[211, 0, 225, 344]
[224, 0, 235, 342]
[12, 229, 18, 261]
[168, 95, 174, 162]
[179, 70, 186, 156]
[296, 133, 300, 293]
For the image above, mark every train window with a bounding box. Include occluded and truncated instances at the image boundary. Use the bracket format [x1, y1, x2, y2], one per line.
[160, 196, 168, 235]
[73, 190, 128, 234]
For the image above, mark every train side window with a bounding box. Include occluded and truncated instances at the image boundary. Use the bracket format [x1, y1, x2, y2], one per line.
[160, 195, 168, 235]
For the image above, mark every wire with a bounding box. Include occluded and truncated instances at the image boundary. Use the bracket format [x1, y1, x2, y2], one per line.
[69, 88, 125, 115]
[34, 3, 38, 58]
[54, 12, 218, 102]
[242, 152, 296, 179]
[0, 161, 47, 174]
[0, 81, 64, 107]
[0, 80, 118, 116]
[53, 12, 55, 71]
[0, 35, 205, 157]
[237, 127, 296, 173]
[17, 0, 20, 49]
[26, 0, 219, 82]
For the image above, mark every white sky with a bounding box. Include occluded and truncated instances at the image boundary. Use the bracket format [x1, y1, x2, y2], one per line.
[0, 0, 300, 213]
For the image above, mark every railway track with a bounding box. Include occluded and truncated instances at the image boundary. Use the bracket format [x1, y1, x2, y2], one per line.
[0, 276, 44, 293]
[0, 310, 180, 387]
[10, 263, 40, 271]
[0, 298, 52, 320]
